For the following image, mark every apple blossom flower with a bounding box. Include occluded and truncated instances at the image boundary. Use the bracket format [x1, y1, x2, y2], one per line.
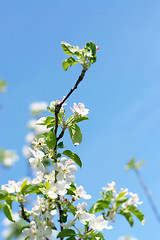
[44, 179, 70, 199]
[53, 157, 77, 181]
[75, 202, 93, 224]
[1, 180, 22, 193]
[89, 215, 113, 231]
[70, 103, 89, 116]
[102, 181, 116, 192]
[122, 192, 143, 208]
[29, 148, 45, 172]
[1, 150, 19, 167]
[75, 185, 91, 199]
[32, 171, 44, 184]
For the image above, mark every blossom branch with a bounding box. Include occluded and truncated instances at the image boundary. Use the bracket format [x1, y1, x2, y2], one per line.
[134, 168, 160, 224]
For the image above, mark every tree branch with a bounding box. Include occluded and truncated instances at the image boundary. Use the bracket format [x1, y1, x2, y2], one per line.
[134, 169, 160, 224]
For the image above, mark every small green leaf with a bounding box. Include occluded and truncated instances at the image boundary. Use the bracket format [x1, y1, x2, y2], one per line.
[102, 191, 113, 200]
[21, 180, 28, 195]
[68, 124, 82, 146]
[46, 129, 56, 149]
[90, 199, 110, 213]
[24, 183, 44, 195]
[125, 158, 136, 170]
[117, 192, 127, 200]
[119, 208, 134, 227]
[62, 57, 79, 71]
[135, 160, 146, 170]
[61, 41, 80, 56]
[57, 229, 76, 238]
[72, 115, 89, 124]
[0, 190, 9, 201]
[0, 79, 7, 92]
[3, 200, 15, 222]
[116, 197, 128, 208]
[58, 142, 66, 148]
[127, 205, 145, 225]
[63, 150, 82, 168]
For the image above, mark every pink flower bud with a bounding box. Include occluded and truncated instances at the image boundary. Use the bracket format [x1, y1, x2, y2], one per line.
[96, 46, 99, 51]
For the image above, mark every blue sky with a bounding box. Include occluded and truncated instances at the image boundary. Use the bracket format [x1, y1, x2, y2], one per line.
[0, 1, 160, 239]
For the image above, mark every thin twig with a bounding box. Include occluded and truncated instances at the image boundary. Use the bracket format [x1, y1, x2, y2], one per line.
[53, 67, 87, 240]
[20, 202, 30, 223]
[134, 169, 160, 224]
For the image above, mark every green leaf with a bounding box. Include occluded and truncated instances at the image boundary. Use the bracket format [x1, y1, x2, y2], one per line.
[135, 160, 146, 170]
[116, 197, 128, 208]
[0, 190, 9, 201]
[24, 183, 44, 195]
[68, 124, 82, 146]
[62, 57, 79, 71]
[125, 158, 135, 170]
[71, 115, 89, 124]
[102, 191, 113, 201]
[86, 42, 96, 55]
[127, 205, 145, 225]
[58, 142, 66, 148]
[119, 208, 134, 227]
[63, 150, 82, 168]
[90, 199, 110, 213]
[36, 116, 55, 126]
[57, 229, 76, 238]
[46, 129, 56, 149]
[117, 192, 127, 200]
[3, 200, 15, 222]
[61, 41, 80, 56]
[0, 79, 7, 92]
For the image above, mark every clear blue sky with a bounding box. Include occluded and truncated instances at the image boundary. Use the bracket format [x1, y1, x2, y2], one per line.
[0, 1, 160, 239]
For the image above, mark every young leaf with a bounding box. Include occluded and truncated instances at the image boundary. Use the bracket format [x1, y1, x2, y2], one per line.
[63, 150, 82, 168]
[46, 129, 56, 149]
[61, 41, 80, 56]
[0, 190, 8, 201]
[116, 197, 128, 208]
[90, 199, 110, 213]
[24, 183, 44, 195]
[62, 57, 78, 71]
[3, 200, 15, 222]
[57, 229, 76, 238]
[68, 124, 82, 146]
[125, 158, 135, 170]
[71, 115, 89, 124]
[127, 205, 145, 225]
[119, 208, 134, 227]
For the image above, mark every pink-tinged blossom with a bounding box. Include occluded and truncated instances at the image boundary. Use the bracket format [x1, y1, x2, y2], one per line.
[102, 181, 116, 192]
[70, 103, 89, 116]
[122, 192, 143, 208]
[75, 185, 91, 199]
[1, 180, 22, 193]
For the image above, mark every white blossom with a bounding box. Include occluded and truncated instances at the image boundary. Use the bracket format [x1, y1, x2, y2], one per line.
[89, 215, 113, 231]
[29, 101, 48, 115]
[1, 180, 22, 193]
[2, 150, 19, 167]
[75, 185, 91, 199]
[53, 157, 77, 181]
